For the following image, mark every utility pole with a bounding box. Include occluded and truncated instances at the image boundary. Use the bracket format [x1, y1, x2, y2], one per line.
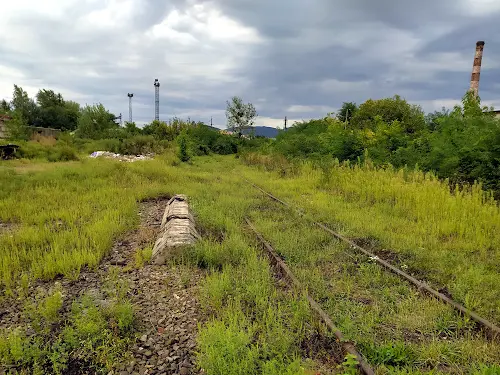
[284, 116, 287, 130]
[127, 93, 134, 123]
[210, 117, 213, 127]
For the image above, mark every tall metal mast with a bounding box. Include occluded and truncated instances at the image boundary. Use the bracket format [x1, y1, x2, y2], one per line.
[154, 79, 160, 121]
[127, 93, 134, 123]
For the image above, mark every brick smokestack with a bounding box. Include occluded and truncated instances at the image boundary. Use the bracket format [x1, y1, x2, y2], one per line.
[469, 41, 485, 98]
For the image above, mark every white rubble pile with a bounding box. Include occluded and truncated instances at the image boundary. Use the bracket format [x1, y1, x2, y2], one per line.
[89, 151, 153, 162]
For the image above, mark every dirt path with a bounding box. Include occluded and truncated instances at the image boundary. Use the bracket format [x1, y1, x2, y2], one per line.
[0, 197, 205, 375]
[115, 197, 205, 375]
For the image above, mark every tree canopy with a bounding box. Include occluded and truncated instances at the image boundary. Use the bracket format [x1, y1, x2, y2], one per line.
[336, 102, 358, 123]
[75, 103, 119, 139]
[225, 96, 257, 136]
[3, 85, 80, 131]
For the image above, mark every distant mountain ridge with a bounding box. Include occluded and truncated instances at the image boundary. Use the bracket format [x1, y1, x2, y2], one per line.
[203, 124, 285, 138]
[243, 126, 282, 138]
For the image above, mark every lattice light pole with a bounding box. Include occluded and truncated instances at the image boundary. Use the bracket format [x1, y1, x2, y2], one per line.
[127, 93, 134, 123]
[154, 79, 160, 121]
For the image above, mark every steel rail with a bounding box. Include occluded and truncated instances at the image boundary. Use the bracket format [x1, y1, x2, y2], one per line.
[246, 179, 500, 339]
[245, 218, 375, 375]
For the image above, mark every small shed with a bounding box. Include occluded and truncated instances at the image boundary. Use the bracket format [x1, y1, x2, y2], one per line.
[487, 110, 500, 119]
[0, 144, 19, 159]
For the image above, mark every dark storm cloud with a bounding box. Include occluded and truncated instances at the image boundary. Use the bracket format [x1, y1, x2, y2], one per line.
[1, 0, 500, 128]
[212, 0, 500, 119]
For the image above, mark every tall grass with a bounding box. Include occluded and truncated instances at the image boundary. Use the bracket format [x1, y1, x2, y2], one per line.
[0, 154, 182, 293]
[242, 153, 500, 323]
[0, 154, 324, 374]
[248, 200, 500, 373]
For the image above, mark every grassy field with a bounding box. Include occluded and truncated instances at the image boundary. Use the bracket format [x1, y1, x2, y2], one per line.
[242, 153, 500, 324]
[0, 153, 499, 374]
[248, 199, 499, 373]
[0, 155, 332, 374]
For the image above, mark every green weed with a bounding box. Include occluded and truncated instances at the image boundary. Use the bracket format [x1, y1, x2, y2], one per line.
[24, 285, 64, 335]
[197, 306, 259, 375]
[364, 342, 416, 366]
[134, 245, 153, 268]
[337, 353, 359, 375]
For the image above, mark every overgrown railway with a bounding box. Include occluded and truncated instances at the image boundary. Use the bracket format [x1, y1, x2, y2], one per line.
[245, 217, 375, 375]
[244, 178, 500, 373]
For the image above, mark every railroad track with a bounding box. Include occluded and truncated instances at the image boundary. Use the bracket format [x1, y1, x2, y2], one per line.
[245, 217, 375, 375]
[245, 179, 500, 339]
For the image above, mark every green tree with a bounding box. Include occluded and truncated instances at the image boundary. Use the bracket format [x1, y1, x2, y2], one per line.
[0, 99, 11, 114]
[4, 111, 30, 140]
[36, 89, 64, 108]
[64, 101, 80, 131]
[336, 102, 358, 123]
[421, 91, 500, 191]
[143, 120, 177, 141]
[11, 85, 38, 126]
[225, 96, 257, 137]
[75, 103, 118, 139]
[425, 107, 450, 131]
[351, 95, 426, 134]
[124, 122, 142, 136]
[35, 90, 79, 131]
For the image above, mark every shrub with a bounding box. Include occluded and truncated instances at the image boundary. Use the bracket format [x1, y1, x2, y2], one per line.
[120, 135, 157, 155]
[177, 131, 191, 162]
[48, 145, 79, 162]
[212, 136, 238, 155]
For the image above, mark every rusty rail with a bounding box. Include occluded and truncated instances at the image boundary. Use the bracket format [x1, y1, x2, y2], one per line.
[246, 180, 500, 339]
[245, 218, 375, 375]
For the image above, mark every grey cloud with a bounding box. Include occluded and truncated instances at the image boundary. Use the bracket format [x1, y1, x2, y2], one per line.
[213, 0, 500, 120]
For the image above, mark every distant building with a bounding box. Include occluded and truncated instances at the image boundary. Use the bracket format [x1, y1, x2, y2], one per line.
[30, 127, 61, 138]
[0, 115, 61, 139]
[0, 114, 12, 139]
[486, 109, 500, 119]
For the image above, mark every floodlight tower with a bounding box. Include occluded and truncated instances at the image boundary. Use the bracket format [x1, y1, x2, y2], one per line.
[127, 93, 134, 123]
[154, 79, 160, 121]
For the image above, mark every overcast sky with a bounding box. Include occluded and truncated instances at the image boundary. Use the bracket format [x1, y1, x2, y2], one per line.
[1, 0, 499, 128]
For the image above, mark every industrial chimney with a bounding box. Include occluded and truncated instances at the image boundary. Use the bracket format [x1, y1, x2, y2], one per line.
[469, 41, 485, 98]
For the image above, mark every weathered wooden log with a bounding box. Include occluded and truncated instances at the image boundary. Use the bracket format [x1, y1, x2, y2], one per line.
[152, 195, 200, 264]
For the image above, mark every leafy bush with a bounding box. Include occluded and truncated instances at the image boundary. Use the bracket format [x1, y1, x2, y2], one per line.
[48, 145, 79, 162]
[177, 130, 191, 162]
[211, 136, 238, 155]
[351, 95, 426, 134]
[15, 141, 79, 162]
[261, 91, 500, 196]
[120, 135, 157, 155]
[75, 103, 118, 140]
